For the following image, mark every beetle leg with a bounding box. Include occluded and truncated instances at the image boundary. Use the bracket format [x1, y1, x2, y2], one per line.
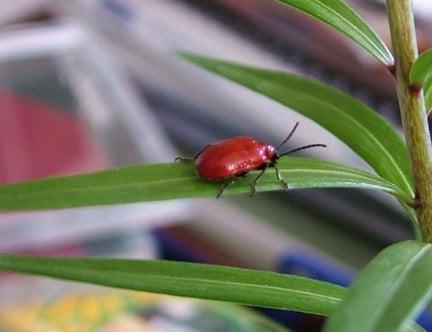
[249, 167, 267, 197]
[216, 180, 236, 199]
[273, 164, 289, 189]
[174, 157, 193, 162]
[216, 173, 248, 198]
[193, 144, 211, 160]
[175, 144, 212, 163]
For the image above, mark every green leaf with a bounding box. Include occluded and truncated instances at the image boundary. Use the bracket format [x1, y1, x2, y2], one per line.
[424, 74, 432, 112]
[0, 255, 344, 316]
[0, 157, 411, 210]
[410, 49, 432, 113]
[180, 54, 413, 197]
[410, 49, 432, 86]
[277, 0, 393, 66]
[325, 241, 432, 332]
[0, 255, 423, 332]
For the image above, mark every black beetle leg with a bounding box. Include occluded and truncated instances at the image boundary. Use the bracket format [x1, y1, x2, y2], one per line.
[174, 157, 193, 162]
[175, 143, 213, 163]
[193, 144, 211, 160]
[273, 164, 288, 189]
[216, 180, 236, 199]
[216, 173, 248, 199]
[250, 167, 267, 197]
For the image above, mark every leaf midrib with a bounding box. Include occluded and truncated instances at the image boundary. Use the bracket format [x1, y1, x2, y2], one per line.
[19, 265, 343, 307]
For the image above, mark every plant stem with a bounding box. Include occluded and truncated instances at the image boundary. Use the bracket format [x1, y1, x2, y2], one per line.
[386, 0, 432, 242]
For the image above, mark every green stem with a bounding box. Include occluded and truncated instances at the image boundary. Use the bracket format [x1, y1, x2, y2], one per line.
[386, 0, 432, 242]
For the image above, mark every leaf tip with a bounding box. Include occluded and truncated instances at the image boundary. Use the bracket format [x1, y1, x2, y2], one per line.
[176, 51, 202, 63]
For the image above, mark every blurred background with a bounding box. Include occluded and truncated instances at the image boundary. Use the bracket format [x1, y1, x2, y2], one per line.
[0, 0, 431, 331]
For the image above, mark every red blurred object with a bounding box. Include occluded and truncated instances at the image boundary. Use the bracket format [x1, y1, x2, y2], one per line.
[0, 90, 109, 184]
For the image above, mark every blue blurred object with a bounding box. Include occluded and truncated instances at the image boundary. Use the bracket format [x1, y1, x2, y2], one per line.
[278, 251, 354, 287]
[101, 0, 133, 22]
[153, 228, 210, 264]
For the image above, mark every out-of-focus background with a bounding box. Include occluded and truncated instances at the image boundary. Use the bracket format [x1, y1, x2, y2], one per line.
[0, 1, 431, 331]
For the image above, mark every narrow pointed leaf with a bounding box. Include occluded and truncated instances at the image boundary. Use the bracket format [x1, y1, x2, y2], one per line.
[410, 49, 432, 112]
[0, 255, 344, 315]
[325, 241, 432, 332]
[424, 74, 432, 112]
[410, 49, 432, 86]
[277, 0, 393, 65]
[180, 54, 413, 197]
[0, 158, 411, 211]
[0, 255, 423, 332]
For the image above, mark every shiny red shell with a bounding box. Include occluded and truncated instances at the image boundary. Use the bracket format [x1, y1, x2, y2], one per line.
[194, 136, 276, 180]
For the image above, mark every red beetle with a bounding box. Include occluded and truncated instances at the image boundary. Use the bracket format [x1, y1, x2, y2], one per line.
[176, 122, 326, 198]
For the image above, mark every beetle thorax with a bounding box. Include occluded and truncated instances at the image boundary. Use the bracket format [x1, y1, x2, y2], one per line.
[263, 145, 276, 160]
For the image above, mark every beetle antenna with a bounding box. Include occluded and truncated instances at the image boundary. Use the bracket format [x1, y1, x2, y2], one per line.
[276, 121, 299, 150]
[279, 143, 327, 156]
